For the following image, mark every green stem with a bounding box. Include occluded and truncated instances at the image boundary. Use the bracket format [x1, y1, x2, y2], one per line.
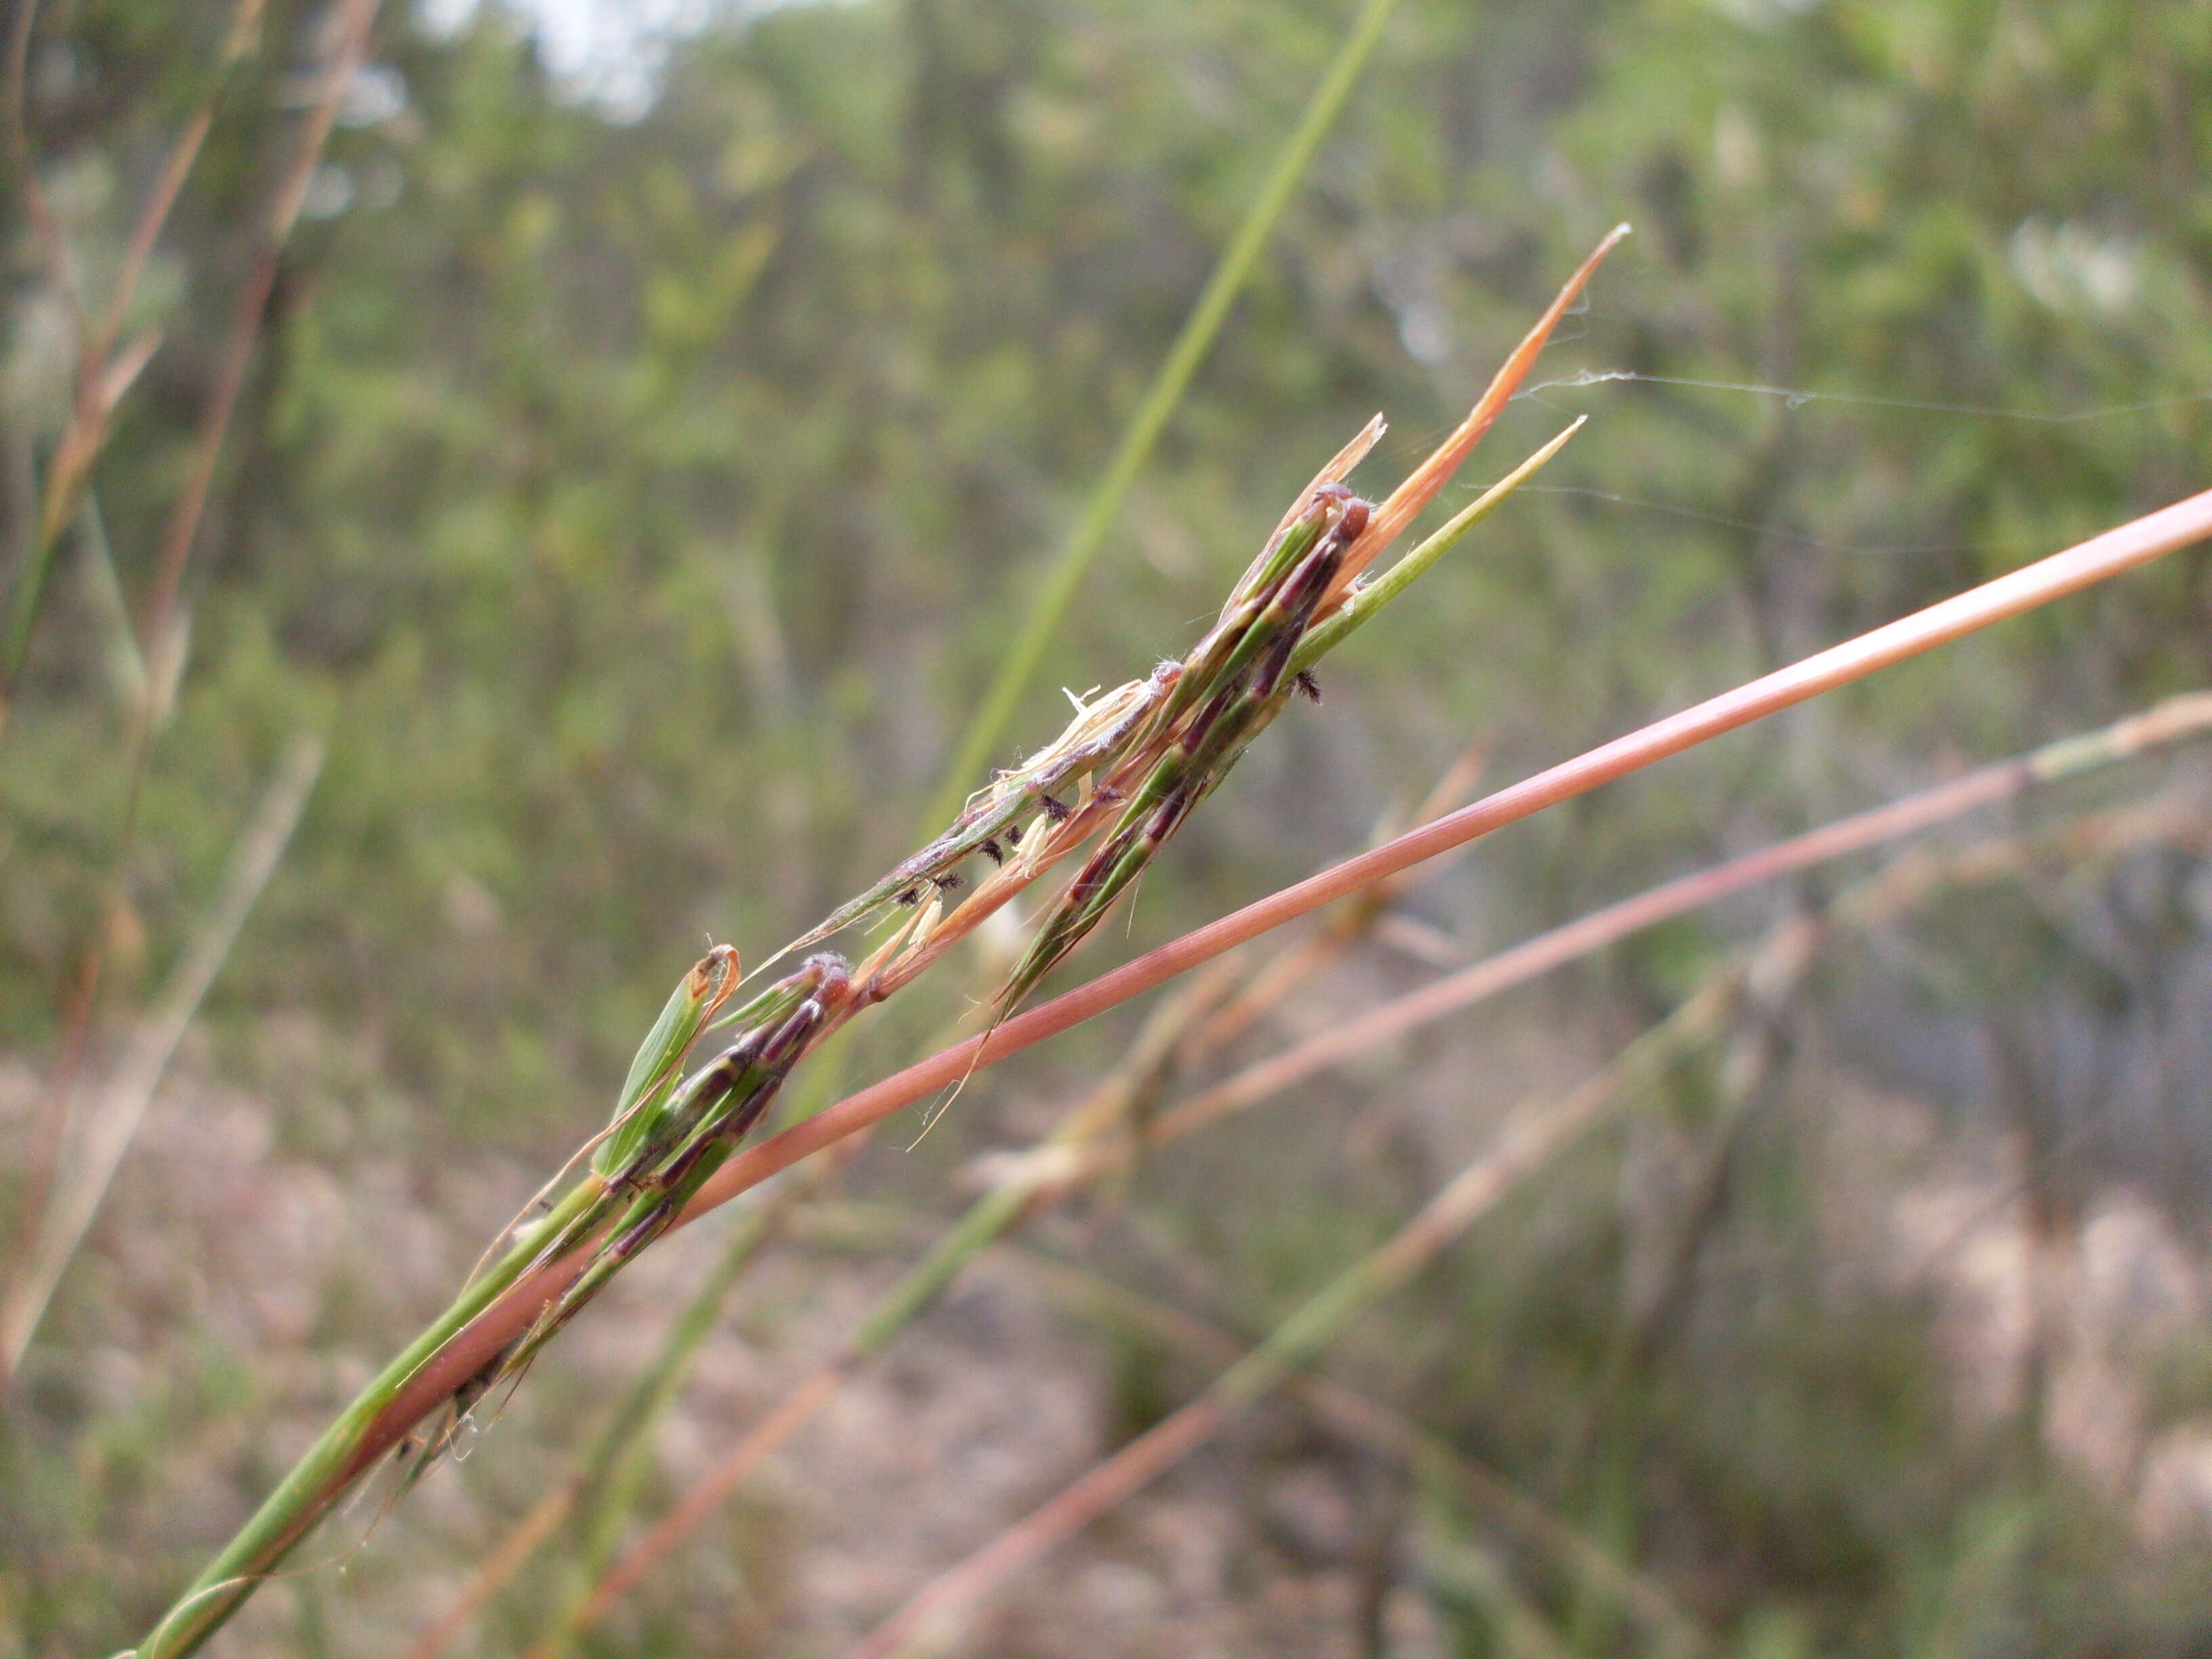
[925, 0, 1404, 825]
[136, 1178, 608, 1659]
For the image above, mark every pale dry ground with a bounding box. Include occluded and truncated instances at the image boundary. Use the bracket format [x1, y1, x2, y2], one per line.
[12, 986, 2212, 1658]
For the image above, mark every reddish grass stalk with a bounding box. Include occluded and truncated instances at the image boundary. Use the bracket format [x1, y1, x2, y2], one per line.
[1136, 689, 2212, 1154]
[327, 485, 2212, 1490]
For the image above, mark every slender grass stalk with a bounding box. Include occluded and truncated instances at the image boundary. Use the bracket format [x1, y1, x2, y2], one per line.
[927, 0, 1406, 825]
[523, 689, 2209, 1649]
[0, 733, 322, 1382]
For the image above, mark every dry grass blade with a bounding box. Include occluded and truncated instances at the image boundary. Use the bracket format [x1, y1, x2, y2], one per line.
[0, 733, 322, 1383]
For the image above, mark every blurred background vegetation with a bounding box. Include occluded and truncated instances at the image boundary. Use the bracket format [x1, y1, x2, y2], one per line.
[4, 0, 2212, 1654]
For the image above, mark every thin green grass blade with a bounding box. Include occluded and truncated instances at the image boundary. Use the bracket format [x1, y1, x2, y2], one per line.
[926, 0, 1408, 826]
[1294, 417, 1585, 673]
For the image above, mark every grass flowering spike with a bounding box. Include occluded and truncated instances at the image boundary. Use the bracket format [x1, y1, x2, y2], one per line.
[123, 232, 1620, 1658]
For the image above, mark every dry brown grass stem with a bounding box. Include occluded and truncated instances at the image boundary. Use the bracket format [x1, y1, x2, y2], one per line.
[999, 1246, 1702, 1655]
[140, 0, 381, 672]
[0, 733, 322, 1382]
[319, 487, 2212, 1496]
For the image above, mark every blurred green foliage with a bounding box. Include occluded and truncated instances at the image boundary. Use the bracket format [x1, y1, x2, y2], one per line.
[5, 0, 2212, 1653]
